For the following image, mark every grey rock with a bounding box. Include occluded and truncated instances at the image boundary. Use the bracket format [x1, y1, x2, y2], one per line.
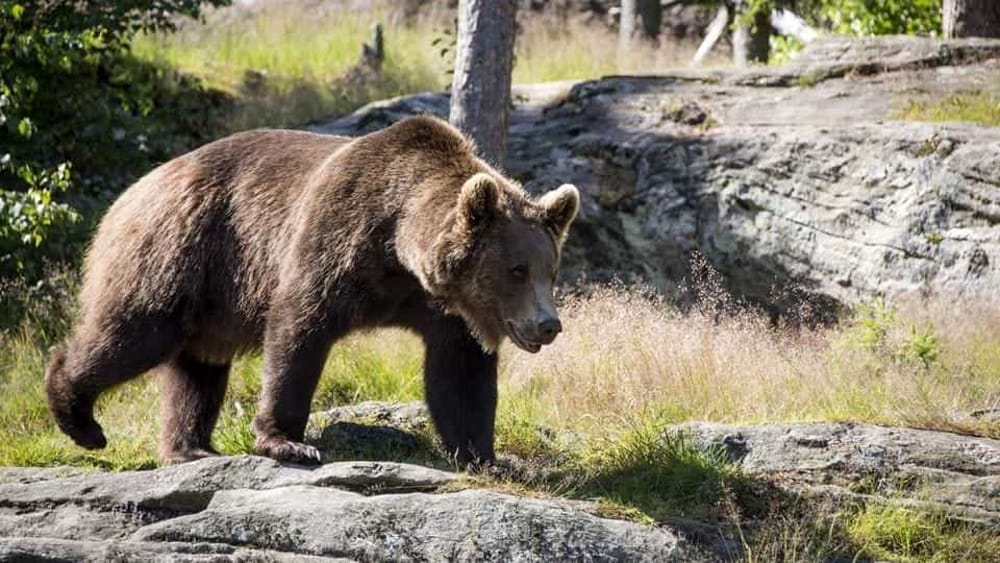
[309, 400, 430, 428]
[674, 421, 1000, 525]
[310, 36, 1000, 311]
[0, 456, 682, 561]
[306, 401, 439, 462]
[0, 466, 86, 485]
[134, 486, 683, 561]
[0, 537, 342, 562]
[0, 456, 457, 541]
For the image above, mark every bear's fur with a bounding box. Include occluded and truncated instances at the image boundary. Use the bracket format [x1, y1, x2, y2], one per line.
[45, 116, 578, 465]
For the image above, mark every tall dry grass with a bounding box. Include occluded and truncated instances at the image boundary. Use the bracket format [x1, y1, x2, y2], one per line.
[500, 284, 1000, 440]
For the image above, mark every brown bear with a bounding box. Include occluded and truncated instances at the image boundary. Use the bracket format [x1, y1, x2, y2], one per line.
[44, 116, 579, 466]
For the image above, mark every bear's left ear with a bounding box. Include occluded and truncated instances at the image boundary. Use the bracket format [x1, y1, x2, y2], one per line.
[538, 184, 580, 241]
[458, 173, 500, 228]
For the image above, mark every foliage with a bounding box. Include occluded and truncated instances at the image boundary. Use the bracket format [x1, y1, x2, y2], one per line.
[850, 298, 896, 351]
[743, 0, 941, 36]
[746, 0, 942, 62]
[901, 323, 940, 368]
[0, 162, 79, 274]
[813, 0, 942, 37]
[0, 0, 230, 281]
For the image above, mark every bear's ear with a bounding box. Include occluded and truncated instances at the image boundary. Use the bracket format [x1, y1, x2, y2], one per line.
[457, 173, 500, 228]
[538, 183, 579, 241]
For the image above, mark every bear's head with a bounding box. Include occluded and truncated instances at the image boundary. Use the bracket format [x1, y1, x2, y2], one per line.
[426, 173, 579, 353]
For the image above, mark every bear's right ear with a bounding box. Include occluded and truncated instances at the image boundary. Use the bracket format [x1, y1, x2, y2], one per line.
[457, 173, 500, 228]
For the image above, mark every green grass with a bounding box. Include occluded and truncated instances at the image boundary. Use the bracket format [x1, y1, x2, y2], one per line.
[736, 500, 1000, 563]
[0, 324, 426, 469]
[572, 412, 747, 521]
[128, 1, 712, 132]
[130, 8, 449, 130]
[846, 503, 1000, 562]
[895, 90, 1000, 127]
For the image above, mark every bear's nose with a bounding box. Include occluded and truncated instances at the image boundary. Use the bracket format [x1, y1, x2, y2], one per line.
[538, 318, 562, 343]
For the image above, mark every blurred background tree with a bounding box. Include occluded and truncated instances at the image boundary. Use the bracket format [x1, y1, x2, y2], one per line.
[943, 0, 1000, 38]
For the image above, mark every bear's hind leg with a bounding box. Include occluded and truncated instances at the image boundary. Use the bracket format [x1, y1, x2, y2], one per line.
[45, 313, 184, 450]
[157, 353, 230, 464]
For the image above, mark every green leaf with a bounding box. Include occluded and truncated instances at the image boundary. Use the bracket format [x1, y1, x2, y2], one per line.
[16, 117, 34, 138]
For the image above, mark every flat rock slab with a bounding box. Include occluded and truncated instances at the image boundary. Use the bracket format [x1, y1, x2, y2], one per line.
[0, 537, 343, 562]
[135, 486, 683, 561]
[675, 421, 1000, 524]
[0, 456, 684, 561]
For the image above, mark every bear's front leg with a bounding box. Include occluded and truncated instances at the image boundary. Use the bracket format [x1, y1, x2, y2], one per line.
[422, 315, 498, 467]
[253, 307, 339, 465]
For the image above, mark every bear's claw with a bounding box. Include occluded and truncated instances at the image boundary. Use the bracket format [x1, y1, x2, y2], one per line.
[256, 437, 322, 465]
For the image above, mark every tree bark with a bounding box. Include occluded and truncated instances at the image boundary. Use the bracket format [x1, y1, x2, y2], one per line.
[943, 0, 1000, 38]
[449, 0, 517, 167]
[731, 1, 771, 67]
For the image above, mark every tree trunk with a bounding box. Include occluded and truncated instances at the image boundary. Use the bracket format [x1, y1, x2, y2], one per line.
[943, 0, 1000, 38]
[618, 0, 637, 58]
[731, 1, 771, 67]
[637, 0, 662, 41]
[449, 0, 517, 167]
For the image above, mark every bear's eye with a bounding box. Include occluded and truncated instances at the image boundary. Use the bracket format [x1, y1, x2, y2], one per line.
[510, 265, 528, 280]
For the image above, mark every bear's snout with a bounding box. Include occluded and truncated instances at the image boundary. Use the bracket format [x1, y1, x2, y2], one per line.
[537, 317, 562, 344]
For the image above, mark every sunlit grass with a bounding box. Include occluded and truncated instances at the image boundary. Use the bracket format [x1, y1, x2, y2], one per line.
[4, 281, 996, 467]
[0, 325, 424, 469]
[502, 286, 1000, 442]
[128, 0, 716, 131]
[3, 276, 997, 559]
[736, 499, 1000, 563]
[130, 5, 449, 130]
[894, 89, 1000, 127]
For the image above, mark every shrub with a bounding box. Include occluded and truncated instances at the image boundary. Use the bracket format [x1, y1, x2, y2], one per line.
[0, 1, 230, 283]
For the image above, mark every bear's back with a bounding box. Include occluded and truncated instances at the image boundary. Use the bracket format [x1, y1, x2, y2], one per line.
[79, 130, 350, 353]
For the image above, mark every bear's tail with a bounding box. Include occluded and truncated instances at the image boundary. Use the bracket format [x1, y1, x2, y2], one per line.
[44, 345, 107, 450]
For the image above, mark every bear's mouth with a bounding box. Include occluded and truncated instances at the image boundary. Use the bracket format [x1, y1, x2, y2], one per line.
[506, 321, 542, 354]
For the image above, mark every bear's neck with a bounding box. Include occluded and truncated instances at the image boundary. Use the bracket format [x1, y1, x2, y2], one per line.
[395, 175, 464, 296]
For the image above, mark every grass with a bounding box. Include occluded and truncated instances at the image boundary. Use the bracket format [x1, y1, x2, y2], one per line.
[738, 501, 1000, 563]
[2, 273, 998, 560]
[894, 89, 1000, 127]
[130, 5, 448, 130]
[129, 0, 714, 131]
[501, 286, 1000, 440]
[3, 279, 998, 467]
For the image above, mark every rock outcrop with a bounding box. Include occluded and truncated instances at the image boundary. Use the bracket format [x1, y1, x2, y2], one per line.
[3, 410, 997, 560]
[0, 456, 684, 561]
[311, 35, 1000, 312]
[676, 421, 1000, 526]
